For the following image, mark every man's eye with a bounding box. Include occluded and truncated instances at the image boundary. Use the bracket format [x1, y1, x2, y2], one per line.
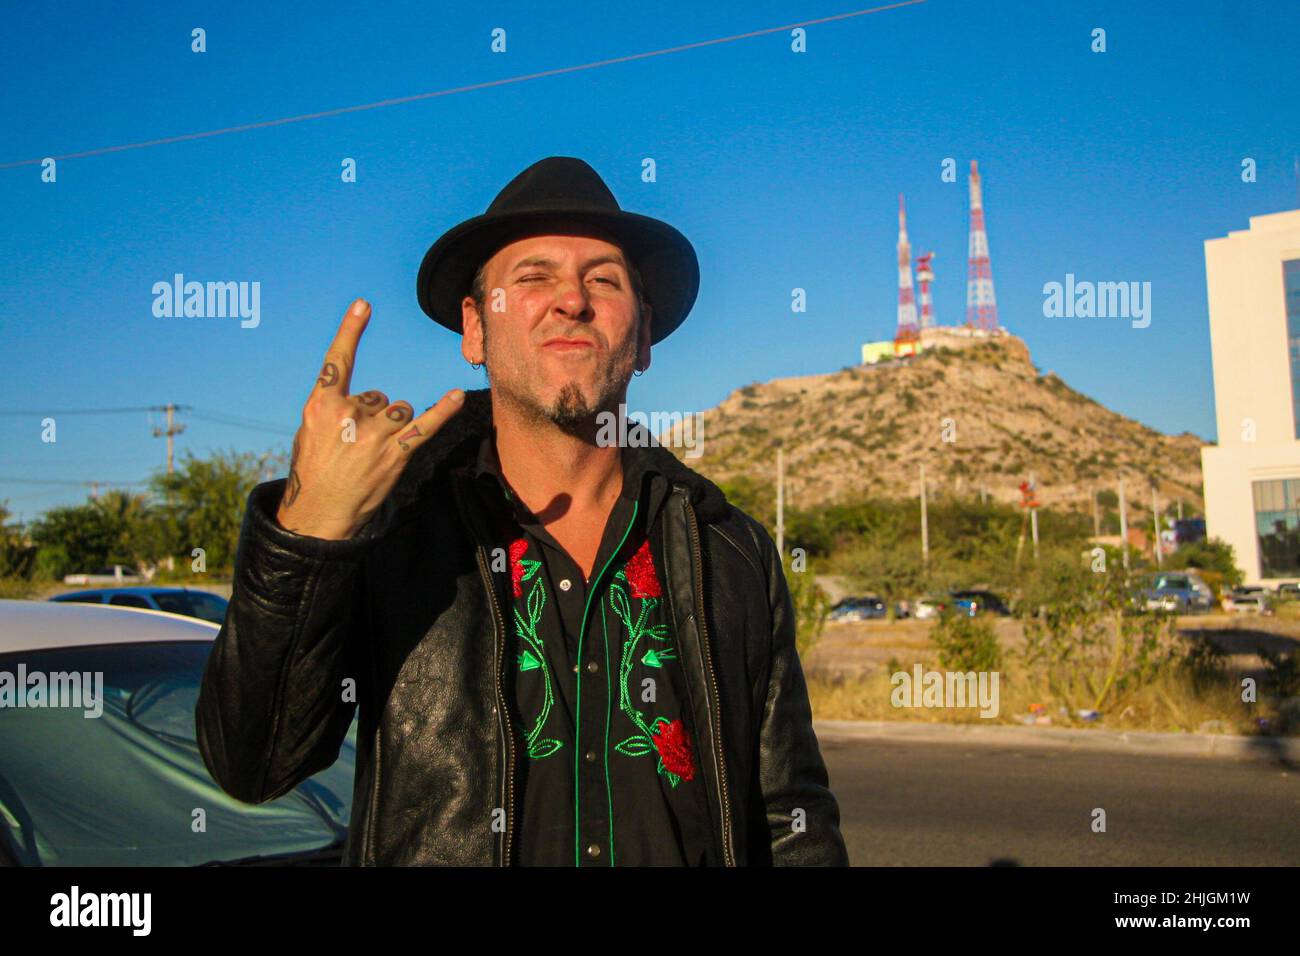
[519, 274, 617, 285]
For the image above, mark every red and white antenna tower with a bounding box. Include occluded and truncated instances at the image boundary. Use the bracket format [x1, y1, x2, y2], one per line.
[966, 160, 999, 330]
[895, 194, 919, 345]
[916, 251, 936, 329]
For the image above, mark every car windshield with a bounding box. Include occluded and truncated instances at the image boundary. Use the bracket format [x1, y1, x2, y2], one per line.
[1154, 575, 1190, 590]
[150, 591, 229, 624]
[0, 642, 354, 866]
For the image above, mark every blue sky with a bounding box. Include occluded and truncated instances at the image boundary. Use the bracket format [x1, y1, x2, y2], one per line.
[2, 0, 1297, 522]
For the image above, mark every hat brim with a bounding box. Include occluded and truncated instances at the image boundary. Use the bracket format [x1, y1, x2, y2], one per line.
[417, 208, 699, 346]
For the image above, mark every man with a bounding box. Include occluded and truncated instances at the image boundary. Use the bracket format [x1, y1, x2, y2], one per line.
[195, 156, 848, 866]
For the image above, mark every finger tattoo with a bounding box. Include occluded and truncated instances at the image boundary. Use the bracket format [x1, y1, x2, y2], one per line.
[397, 425, 422, 451]
[317, 362, 340, 388]
[358, 391, 385, 407]
[386, 406, 410, 423]
[284, 469, 302, 508]
[283, 434, 303, 508]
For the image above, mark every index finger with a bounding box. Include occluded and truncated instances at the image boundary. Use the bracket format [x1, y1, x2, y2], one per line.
[317, 298, 371, 394]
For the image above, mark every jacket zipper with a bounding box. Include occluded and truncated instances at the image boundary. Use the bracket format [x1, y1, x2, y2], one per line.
[453, 473, 517, 867]
[683, 492, 736, 867]
[474, 544, 516, 867]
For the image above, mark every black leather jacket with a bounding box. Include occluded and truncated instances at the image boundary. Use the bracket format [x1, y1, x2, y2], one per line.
[195, 388, 848, 866]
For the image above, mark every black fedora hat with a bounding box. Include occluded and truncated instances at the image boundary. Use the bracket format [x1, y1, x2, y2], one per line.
[416, 156, 699, 346]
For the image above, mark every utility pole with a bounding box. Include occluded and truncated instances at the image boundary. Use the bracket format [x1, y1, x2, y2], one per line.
[152, 403, 187, 474]
[775, 447, 784, 565]
[919, 463, 929, 566]
[1151, 483, 1162, 568]
[1118, 476, 1130, 573]
[1029, 472, 1039, 562]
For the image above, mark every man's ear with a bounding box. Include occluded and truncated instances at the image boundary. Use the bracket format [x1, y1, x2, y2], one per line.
[461, 295, 485, 365]
[637, 300, 653, 373]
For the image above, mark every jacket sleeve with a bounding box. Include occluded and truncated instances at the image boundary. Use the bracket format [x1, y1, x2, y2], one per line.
[195, 478, 379, 804]
[749, 517, 850, 866]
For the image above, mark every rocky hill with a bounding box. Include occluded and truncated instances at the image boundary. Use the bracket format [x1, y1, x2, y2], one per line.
[660, 334, 1206, 519]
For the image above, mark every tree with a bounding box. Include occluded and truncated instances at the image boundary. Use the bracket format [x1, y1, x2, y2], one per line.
[1164, 537, 1244, 589]
[0, 504, 36, 578]
[150, 448, 280, 572]
[838, 538, 930, 615]
[30, 501, 131, 578]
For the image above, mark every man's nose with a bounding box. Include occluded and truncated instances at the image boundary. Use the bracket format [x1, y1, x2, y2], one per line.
[551, 277, 594, 318]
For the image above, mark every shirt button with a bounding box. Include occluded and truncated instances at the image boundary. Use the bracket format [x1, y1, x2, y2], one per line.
[586, 661, 599, 675]
[559, 578, 572, 591]
[585, 749, 597, 763]
[586, 843, 601, 859]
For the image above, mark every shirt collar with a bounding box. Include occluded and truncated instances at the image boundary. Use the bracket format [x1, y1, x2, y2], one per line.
[472, 427, 667, 527]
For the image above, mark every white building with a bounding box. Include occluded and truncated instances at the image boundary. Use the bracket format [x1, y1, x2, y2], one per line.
[1201, 208, 1300, 585]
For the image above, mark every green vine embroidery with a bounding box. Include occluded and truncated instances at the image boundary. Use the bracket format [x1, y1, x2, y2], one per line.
[510, 537, 561, 759]
[607, 541, 693, 787]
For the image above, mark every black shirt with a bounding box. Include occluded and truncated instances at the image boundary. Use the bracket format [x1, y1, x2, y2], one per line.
[470, 430, 716, 866]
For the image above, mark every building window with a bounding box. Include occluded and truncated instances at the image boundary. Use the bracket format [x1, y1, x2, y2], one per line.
[1252, 478, 1300, 578]
[1286, 259, 1300, 438]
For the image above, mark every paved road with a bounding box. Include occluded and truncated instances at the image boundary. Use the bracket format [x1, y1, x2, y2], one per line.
[820, 735, 1300, 866]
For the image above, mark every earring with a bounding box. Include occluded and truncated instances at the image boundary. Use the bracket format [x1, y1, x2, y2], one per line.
[470, 361, 482, 370]
[633, 368, 644, 376]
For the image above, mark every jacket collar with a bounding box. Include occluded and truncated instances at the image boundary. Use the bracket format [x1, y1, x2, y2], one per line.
[389, 387, 731, 524]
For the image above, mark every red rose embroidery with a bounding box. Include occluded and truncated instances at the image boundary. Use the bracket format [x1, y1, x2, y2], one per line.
[509, 537, 529, 597]
[652, 719, 695, 781]
[624, 539, 661, 599]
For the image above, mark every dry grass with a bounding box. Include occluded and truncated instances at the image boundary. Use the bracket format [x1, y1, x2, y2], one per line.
[806, 615, 1298, 735]
[808, 667, 1277, 734]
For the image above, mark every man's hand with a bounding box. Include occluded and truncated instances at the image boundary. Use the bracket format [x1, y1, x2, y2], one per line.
[275, 298, 465, 540]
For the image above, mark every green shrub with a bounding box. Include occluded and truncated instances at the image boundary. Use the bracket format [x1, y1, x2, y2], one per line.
[786, 561, 830, 659]
[931, 610, 1002, 672]
[1260, 648, 1300, 698]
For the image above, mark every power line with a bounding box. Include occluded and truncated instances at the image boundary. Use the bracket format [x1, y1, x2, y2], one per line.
[189, 408, 296, 437]
[0, 477, 150, 486]
[0, 405, 186, 416]
[0, 1, 925, 170]
[0, 404, 293, 435]
[0, 456, 153, 468]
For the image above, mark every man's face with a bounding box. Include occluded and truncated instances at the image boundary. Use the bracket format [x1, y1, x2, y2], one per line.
[461, 232, 651, 431]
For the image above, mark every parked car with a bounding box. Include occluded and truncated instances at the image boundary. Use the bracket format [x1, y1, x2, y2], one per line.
[62, 564, 150, 586]
[1140, 572, 1214, 614]
[1222, 586, 1271, 615]
[51, 586, 229, 624]
[1275, 582, 1300, 600]
[0, 599, 354, 865]
[828, 595, 887, 622]
[916, 590, 1008, 619]
[948, 589, 1011, 617]
[913, 594, 952, 620]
